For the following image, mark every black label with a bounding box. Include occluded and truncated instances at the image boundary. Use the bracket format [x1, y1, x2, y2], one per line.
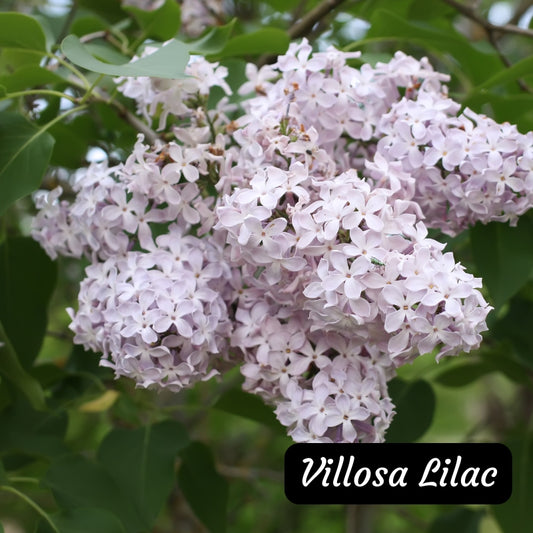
[284, 443, 512, 504]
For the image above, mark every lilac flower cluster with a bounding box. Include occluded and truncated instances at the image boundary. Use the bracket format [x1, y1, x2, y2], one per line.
[33, 40, 513, 443]
[121, 0, 226, 38]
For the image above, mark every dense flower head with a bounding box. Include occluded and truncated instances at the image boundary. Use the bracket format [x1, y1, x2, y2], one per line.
[32, 39, 516, 443]
[68, 226, 233, 392]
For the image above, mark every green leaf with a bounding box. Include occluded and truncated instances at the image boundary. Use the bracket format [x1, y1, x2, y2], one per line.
[97, 421, 189, 528]
[0, 66, 65, 92]
[213, 388, 285, 433]
[492, 298, 533, 370]
[263, 0, 300, 11]
[365, 10, 502, 85]
[178, 442, 228, 533]
[44, 454, 144, 532]
[0, 112, 55, 215]
[0, 393, 67, 456]
[218, 28, 289, 58]
[429, 507, 484, 533]
[0, 459, 7, 483]
[463, 92, 533, 133]
[0, 13, 47, 52]
[78, 0, 125, 23]
[493, 435, 533, 533]
[92, 101, 137, 150]
[476, 55, 533, 91]
[49, 114, 98, 168]
[435, 362, 494, 387]
[0, 237, 57, 368]
[385, 378, 435, 442]
[407, 0, 455, 20]
[37, 508, 125, 533]
[124, 0, 181, 41]
[482, 345, 532, 385]
[84, 43, 131, 67]
[188, 19, 236, 56]
[470, 216, 533, 309]
[61, 36, 189, 79]
[0, 323, 45, 411]
[70, 16, 109, 37]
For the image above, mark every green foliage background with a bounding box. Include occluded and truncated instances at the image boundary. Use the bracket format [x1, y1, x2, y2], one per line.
[1, 0, 533, 531]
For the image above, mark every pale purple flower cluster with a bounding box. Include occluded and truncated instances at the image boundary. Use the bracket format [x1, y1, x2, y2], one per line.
[68, 227, 232, 390]
[32, 137, 214, 261]
[370, 102, 533, 235]
[120, 0, 226, 38]
[180, 0, 225, 37]
[32, 41, 508, 443]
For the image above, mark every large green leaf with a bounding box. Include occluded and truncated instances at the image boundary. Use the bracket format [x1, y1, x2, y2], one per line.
[407, 0, 455, 20]
[435, 362, 494, 388]
[463, 92, 533, 134]
[0, 112, 55, 215]
[385, 378, 435, 442]
[218, 28, 289, 58]
[492, 298, 533, 370]
[37, 508, 125, 533]
[78, 0, 125, 23]
[0, 237, 57, 368]
[188, 19, 236, 56]
[0, 393, 67, 456]
[178, 442, 228, 533]
[365, 9, 502, 86]
[0, 460, 6, 483]
[493, 435, 533, 533]
[97, 421, 189, 529]
[44, 454, 145, 533]
[263, 0, 300, 11]
[0, 13, 47, 52]
[49, 114, 98, 169]
[476, 55, 533, 91]
[470, 216, 533, 309]
[61, 36, 189, 79]
[0, 66, 65, 92]
[0, 323, 45, 411]
[213, 388, 285, 433]
[124, 0, 181, 41]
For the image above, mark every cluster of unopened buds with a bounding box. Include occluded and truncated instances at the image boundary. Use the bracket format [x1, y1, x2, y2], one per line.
[34, 38, 533, 443]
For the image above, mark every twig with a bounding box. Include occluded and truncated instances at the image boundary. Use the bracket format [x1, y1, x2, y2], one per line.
[290, 0, 310, 28]
[55, 0, 79, 49]
[442, 0, 533, 38]
[257, 0, 352, 66]
[487, 32, 533, 92]
[509, 0, 533, 26]
[288, 0, 349, 39]
[442, 0, 533, 93]
[110, 98, 161, 145]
